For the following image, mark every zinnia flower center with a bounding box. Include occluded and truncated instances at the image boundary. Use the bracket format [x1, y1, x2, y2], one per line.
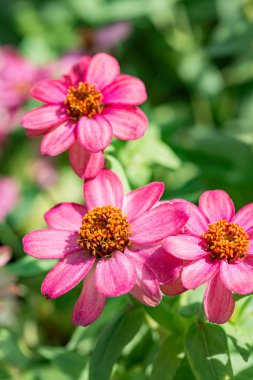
[202, 220, 249, 263]
[65, 82, 104, 119]
[78, 206, 132, 258]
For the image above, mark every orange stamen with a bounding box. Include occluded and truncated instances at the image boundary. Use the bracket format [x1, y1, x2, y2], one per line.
[202, 220, 249, 263]
[65, 82, 104, 119]
[78, 206, 132, 258]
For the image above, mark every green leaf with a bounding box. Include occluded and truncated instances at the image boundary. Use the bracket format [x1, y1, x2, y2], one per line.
[89, 308, 143, 380]
[7, 256, 55, 277]
[186, 322, 234, 380]
[105, 154, 131, 193]
[151, 334, 184, 380]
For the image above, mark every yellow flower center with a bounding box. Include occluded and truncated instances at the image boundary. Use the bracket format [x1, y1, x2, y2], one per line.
[65, 82, 104, 119]
[78, 206, 132, 258]
[202, 220, 249, 263]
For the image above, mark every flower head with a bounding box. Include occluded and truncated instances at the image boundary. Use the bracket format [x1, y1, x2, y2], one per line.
[21, 53, 148, 180]
[162, 190, 253, 324]
[23, 169, 189, 326]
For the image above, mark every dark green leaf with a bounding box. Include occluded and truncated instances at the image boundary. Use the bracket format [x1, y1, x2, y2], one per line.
[151, 334, 184, 380]
[89, 308, 143, 380]
[186, 322, 234, 380]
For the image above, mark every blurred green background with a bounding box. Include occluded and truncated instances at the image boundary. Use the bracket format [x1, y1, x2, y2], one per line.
[1, 0, 253, 379]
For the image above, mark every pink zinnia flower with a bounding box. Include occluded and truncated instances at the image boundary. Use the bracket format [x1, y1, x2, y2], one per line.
[162, 190, 253, 324]
[0, 177, 20, 222]
[23, 169, 189, 326]
[0, 47, 44, 109]
[21, 53, 148, 180]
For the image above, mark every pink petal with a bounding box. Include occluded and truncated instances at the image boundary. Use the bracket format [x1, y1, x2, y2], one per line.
[41, 120, 76, 156]
[0, 245, 12, 267]
[84, 169, 123, 210]
[26, 128, 50, 137]
[131, 202, 190, 245]
[160, 276, 187, 296]
[95, 251, 136, 297]
[171, 199, 209, 236]
[21, 105, 69, 130]
[41, 252, 95, 298]
[31, 80, 67, 104]
[77, 115, 113, 153]
[146, 247, 182, 285]
[182, 256, 220, 289]
[22, 230, 80, 259]
[103, 106, 148, 141]
[102, 74, 147, 105]
[123, 182, 164, 223]
[199, 190, 235, 223]
[72, 267, 106, 327]
[44, 202, 87, 231]
[69, 140, 104, 180]
[204, 273, 235, 324]
[232, 203, 253, 234]
[130, 263, 162, 307]
[220, 259, 253, 294]
[86, 53, 120, 89]
[0, 177, 20, 221]
[67, 56, 91, 85]
[162, 235, 208, 260]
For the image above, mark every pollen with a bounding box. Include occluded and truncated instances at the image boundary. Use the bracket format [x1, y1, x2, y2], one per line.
[78, 206, 132, 258]
[202, 220, 250, 263]
[65, 82, 104, 119]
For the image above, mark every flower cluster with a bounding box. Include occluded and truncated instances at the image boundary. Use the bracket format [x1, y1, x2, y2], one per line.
[21, 52, 253, 327]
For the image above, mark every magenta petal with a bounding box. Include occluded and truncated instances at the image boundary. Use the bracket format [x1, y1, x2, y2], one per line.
[204, 274, 234, 324]
[182, 257, 220, 289]
[72, 267, 106, 327]
[22, 230, 80, 259]
[102, 74, 147, 105]
[31, 80, 67, 104]
[130, 265, 162, 307]
[124, 182, 164, 223]
[41, 252, 95, 298]
[131, 203, 189, 245]
[199, 190, 235, 223]
[69, 140, 104, 180]
[84, 169, 123, 209]
[146, 247, 182, 285]
[171, 199, 209, 236]
[162, 235, 207, 260]
[220, 259, 253, 294]
[95, 251, 136, 297]
[103, 106, 148, 140]
[44, 202, 87, 231]
[21, 105, 69, 130]
[41, 120, 76, 156]
[68, 56, 91, 85]
[77, 115, 113, 153]
[86, 53, 120, 89]
[26, 128, 50, 137]
[232, 203, 253, 234]
[160, 276, 187, 296]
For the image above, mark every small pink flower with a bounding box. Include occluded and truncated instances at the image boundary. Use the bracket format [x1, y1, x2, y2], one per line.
[0, 177, 20, 222]
[162, 190, 253, 324]
[0, 246, 12, 267]
[0, 47, 43, 109]
[21, 53, 148, 180]
[23, 169, 189, 326]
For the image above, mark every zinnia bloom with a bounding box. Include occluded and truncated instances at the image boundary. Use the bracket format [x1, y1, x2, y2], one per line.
[21, 53, 148, 179]
[0, 177, 20, 222]
[23, 169, 189, 326]
[162, 190, 253, 324]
